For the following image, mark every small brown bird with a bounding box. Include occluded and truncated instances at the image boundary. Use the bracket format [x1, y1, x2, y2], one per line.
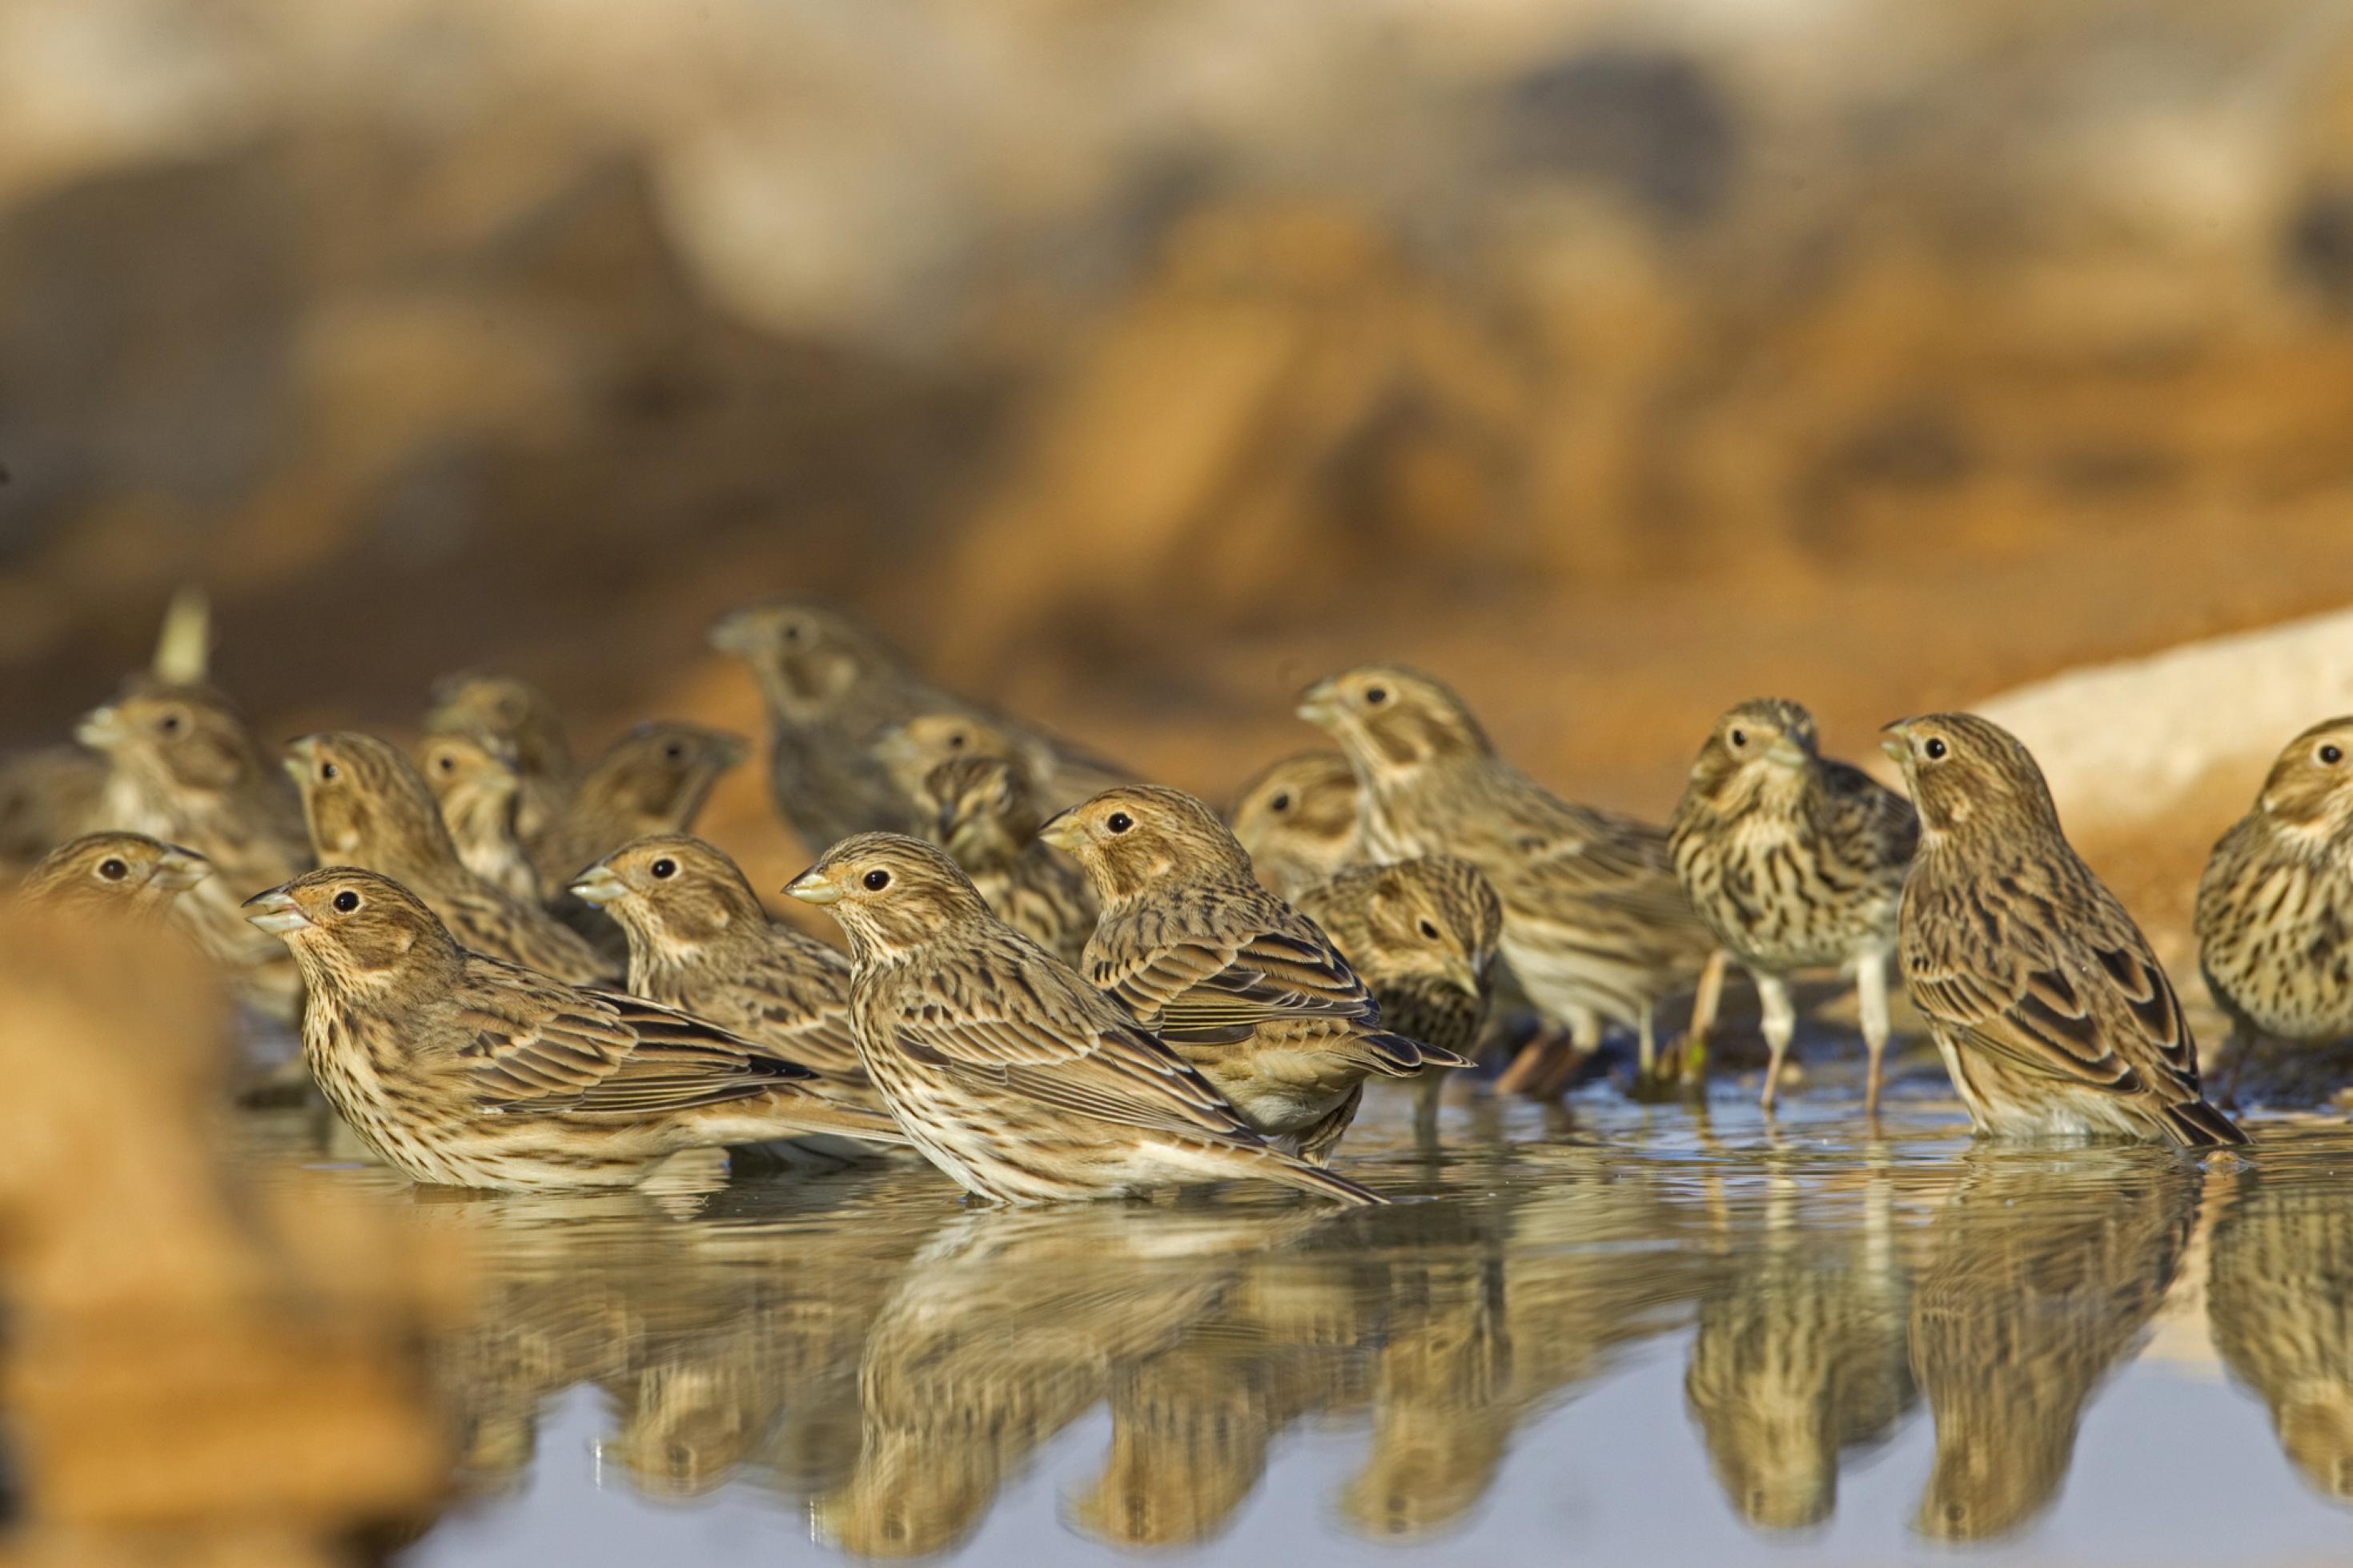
[877, 709, 1133, 821]
[913, 754, 1097, 966]
[1670, 699, 1920, 1111]
[286, 732, 615, 987]
[1883, 714, 2243, 1146]
[785, 833, 1385, 1205]
[1227, 752, 1363, 902]
[2194, 716, 2353, 1075]
[568, 833, 873, 1102]
[529, 722, 746, 893]
[709, 600, 1128, 851]
[417, 731, 541, 904]
[0, 744, 107, 880]
[78, 680, 311, 1019]
[1299, 667, 1715, 1085]
[243, 868, 901, 1189]
[1293, 857, 1502, 1141]
[1041, 785, 1466, 1163]
[20, 831, 211, 918]
[424, 672, 577, 848]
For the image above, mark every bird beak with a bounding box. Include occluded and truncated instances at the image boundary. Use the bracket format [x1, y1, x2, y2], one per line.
[75, 705, 126, 750]
[1878, 720, 1913, 766]
[1765, 734, 1810, 769]
[785, 868, 842, 905]
[153, 848, 211, 891]
[283, 734, 319, 785]
[712, 731, 749, 769]
[569, 864, 628, 906]
[1035, 811, 1085, 852]
[243, 887, 311, 934]
[707, 610, 759, 655]
[1295, 680, 1342, 728]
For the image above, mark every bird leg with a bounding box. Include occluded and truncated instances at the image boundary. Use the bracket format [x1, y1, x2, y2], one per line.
[1856, 952, 1891, 1117]
[1412, 1072, 1445, 1151]
[1756, 972, 1797, 1112]
[1682, 950, 1728, 1083]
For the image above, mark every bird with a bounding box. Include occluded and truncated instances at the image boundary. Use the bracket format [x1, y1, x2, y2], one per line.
[416, 730, 541, 904]
[1292, 856, 1502, 1142]
[709, 600, 1128, 851]
[19, 831, 211, 919]
[77, 680, 311, 1019]
[1299, 666, 1716, 1088]
[284, 731, 616, 987]
[1227, 751, 1363, 902]
[1881, 713, 2244, 1146]
[1040, 785, 1466, 1163]
[876, 708, 1133, 820]
[784, 832, 1386, 1205]
[568, 833, 875, 1104]
[1669, 698, 1919, 1112]
[912, 754, 1096, 967]
[528, 722, 746, 894]
[2206, 1162, 2353, 1503]
[0, 744, 107, 880]
[2194, 715, 2353, 1084]
[424, 672, 578, 849]
[242, 867, 903, 1189]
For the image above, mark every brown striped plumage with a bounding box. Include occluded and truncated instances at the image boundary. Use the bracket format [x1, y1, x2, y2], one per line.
[786, 833, 1386, 1205]
[418, 731, 541, 904]
[244, 868, 901, 1189]
[287, 731, 616, 987]
[1670, 699, 1919, 1110]
[2194, 716, 2353, 1064]
[710, 600, 1129, 852]
[878, 709, 1134, 821]
[1885, 713, 2243, 1146]
[424, 672, 578, 849]
[20, 831, 211, 920]
[1299, 666, 1715, 1076]
[1228, 752, 1363, 901]
[529, 722, 745, 893]
[78, 681, 311, 1020]
[1043, 786, 1467, 1163]
[1292, 856, 1502, 1139]
[570, 833, 876, 1106]
[913, 754, 1096, 967]
[2208, 1157, 2353, 1502]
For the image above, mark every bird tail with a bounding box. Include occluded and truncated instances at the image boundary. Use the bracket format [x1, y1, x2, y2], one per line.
[705, 1088, 910, 1148]
[2158, 1096, 2248, 1149]
[1259, 1151, 1389, 1206]
[1347, 1029, 1475, 1079]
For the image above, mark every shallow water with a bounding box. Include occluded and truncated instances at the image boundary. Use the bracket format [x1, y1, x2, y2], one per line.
[239, 1080, 2353, 1566]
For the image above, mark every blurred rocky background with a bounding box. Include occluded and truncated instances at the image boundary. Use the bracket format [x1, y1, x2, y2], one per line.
[7, 0, 2353, 912]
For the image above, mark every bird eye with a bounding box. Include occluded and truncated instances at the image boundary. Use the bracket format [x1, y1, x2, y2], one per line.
[157, 712, 183, 734]
[1729, 728, 1747, 748]
[332, 890, 360, 912]
[1925, 738, 1949, 761]
[650, 858, 677, 880]
[947, 732, 966, 750]
[98, 858, 128, 881]
[1106, 812, 1133, 834]
[662, 743, 685, 761]
[863, 868, 891, 891]
[2323, 744, 2345, 766]
[1269, 792, 1291, 812]
[319, 761, 339, 780]
[1363, 687, 1388, 706]
[436, 754, 456, 772]
[1418, 917, 1440, 940]
[782, 623, 804, 644]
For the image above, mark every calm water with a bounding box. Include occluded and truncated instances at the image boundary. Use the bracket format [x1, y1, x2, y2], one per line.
[240, 1079, 2353, 1566]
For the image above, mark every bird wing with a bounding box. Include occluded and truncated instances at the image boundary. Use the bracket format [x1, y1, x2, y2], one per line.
[456, 957, 813, 1114]
[1098, 916, 1379, 1045]
[1488, 783, 1708, 934]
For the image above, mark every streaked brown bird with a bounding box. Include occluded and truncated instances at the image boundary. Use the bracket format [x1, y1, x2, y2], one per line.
[1670, 699, 1919, 1112]
[286, 731, 616, 987]
[1883, 713, 2243, 1146]
[78, 680, 311, 1019]
[569, 833, 875, 1104]
[1293, 856, 1502, 1141]
[417, 731, 541, 904]
[20, 831, 211, 918]
[913, 754, 1096, 967]
[877, 708, 1133, 821]
[2194, 716, 2353, 1077]
[0, 744, 107, 880]
[530, 722, 746, 893]
[1041, 785, 1465, 1163]
[785, 833, 1385, 1205]
[709, 600, 1127, 851]
[424, 672, 578, 848]
[1299, 666, 1715, 1085]
[1227, 752, 1363, 902]
[243, 868, 901, 1189]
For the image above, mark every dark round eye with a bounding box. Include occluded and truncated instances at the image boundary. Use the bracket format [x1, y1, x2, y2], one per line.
[332, 890, 360, 913]
[782, 623, 804, 644]
[662, 743, 685, 761]
[1106, 812, 1133, 834]
[650, 858, 677, 880]
[1269, 792, 1291, 812]
[1729, 728, 1747, 748]
[1418, 918, 1440, 940]
[157, 713, 183, 734]
[863, 868, 891, 891]
[947, 732, 966, 749]
[98, 858, 128, 881]
[2323, 744, 2345, 766]
[1363, 687, 1388, 706]
[436, 754, 456, 772]
[1925, 738, 1949, 761]
[319, 761, 339, 780]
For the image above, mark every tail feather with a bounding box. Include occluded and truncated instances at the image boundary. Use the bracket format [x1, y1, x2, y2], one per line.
[1261, 1151, 1389, 1206]
[1348, 1028, 1475, 1078]
[2159, 1095, 2247, 1149]
[735, 1087, 910, 1147]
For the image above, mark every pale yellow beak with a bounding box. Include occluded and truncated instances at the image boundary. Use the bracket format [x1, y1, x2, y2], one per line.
[785, 868, 842, 905]
[243, 887, 311, 935]
[707, 609, 762, 656]
[1035, 811, 1086, 852]
[569, 864, 628, 906]
[1765, 734, 1810, 769]
[1878, 721, 1913, 766]
[153, 846, 211, 892]
[283, 734, 320, 787]
[75, 705, 126, 750]
[1295, 680, 1343, 728]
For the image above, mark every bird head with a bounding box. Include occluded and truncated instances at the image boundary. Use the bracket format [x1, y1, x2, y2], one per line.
[78, 681, 263, 798]
[1296, 667, 1491, 782]
[424, 672, 572, 778]
[243, 867, 456, 988]
[1880, 713, 2058, 839]
[286, 732, 450, 869]
[786, 832, 991, 959]
[2254, 715, 2353, 832]
[708, 600, 889, 721]
[571, 834, 763, 954]
[918, 754, 1038, 866]
[1039, 785, 1250, 900]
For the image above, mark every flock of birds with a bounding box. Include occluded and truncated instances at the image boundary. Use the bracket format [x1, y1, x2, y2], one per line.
[15, 596, 2353, 1202]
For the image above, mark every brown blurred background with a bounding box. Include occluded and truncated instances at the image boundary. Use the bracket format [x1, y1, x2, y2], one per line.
[8, 0, 2353, 884]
